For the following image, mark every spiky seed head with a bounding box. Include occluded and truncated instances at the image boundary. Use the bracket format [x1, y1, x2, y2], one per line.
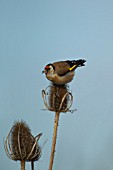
[4, 120, 42, 162]
[48, 84, 70, 112]
[10, 120, 34, 161]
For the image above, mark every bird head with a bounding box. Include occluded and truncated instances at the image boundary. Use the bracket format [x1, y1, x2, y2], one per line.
[42, 64, 55, 75]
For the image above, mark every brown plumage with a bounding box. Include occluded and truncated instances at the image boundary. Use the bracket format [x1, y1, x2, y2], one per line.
[42, 59, 86, 85]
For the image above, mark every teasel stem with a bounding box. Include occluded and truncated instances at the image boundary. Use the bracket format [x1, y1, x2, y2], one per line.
[42, 84, 74, 170]
[21, 160, 25, 170]
[31, 161, 34, 170]
[48, 111, 60, 170]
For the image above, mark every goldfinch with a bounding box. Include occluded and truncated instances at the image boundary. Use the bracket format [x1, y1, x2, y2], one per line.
[42, 59, 86, 85]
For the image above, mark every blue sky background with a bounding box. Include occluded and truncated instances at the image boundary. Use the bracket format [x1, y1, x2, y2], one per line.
[0, 0, 113, 170]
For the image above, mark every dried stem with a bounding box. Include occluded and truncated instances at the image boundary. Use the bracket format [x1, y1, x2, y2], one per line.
[42, 84, 74, 170]
[48, 111, 60, 170]
[21, 160, 25, 170]
[31, 161, 34, 170]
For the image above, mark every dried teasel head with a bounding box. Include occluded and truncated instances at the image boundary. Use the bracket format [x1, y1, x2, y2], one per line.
[42, 83, 73, 113]
[4, 120, 42, 162]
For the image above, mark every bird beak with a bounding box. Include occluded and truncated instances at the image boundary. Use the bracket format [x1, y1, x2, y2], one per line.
[42, 70, 46, 74]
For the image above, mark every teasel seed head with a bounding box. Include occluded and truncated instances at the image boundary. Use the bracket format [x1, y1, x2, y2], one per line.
[42, 83, 73, 113]
[4, 120, 42, 162]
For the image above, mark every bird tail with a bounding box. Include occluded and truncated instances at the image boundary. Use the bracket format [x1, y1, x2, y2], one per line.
[66, 59, 86, 71]
[75, 59, 86, 67]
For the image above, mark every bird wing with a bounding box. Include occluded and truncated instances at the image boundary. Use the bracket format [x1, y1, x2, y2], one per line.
[53, 61, 70, 76]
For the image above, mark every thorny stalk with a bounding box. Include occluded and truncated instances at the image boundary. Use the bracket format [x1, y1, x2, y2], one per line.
[21, 160, 25, 170]
[42, 84, 74, 170]
[48, 111, 60, 170]
[31, 161, 34, 170]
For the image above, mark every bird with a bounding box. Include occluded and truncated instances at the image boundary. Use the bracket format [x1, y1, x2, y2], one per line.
[42, 59, 86, 85]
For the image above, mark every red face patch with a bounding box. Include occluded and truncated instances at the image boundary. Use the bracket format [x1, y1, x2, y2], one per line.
[45, 65, 50, 69]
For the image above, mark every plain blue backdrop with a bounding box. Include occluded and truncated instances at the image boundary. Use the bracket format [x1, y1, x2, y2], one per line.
[0, 0, 113, 170]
